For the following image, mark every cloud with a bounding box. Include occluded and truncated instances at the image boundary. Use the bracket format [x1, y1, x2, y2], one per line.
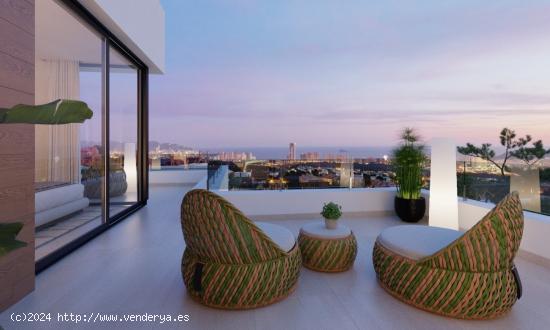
[313, 108, 550, 122]
[151, 1, 550, 146]
[421, 92, 550, 107]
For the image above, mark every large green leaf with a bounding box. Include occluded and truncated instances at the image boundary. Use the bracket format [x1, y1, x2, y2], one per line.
[0, 99, 93, 124]
[0, 222, 27, 257]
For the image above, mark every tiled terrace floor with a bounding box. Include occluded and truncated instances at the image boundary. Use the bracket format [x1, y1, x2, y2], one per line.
[35, 205, 126, 261]
[35, 207, 103, 249]
[1, 185, 550, 329]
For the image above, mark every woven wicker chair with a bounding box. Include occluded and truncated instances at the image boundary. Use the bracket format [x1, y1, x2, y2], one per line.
[373, 192, 524, 319]
[180, 189, 301, 309]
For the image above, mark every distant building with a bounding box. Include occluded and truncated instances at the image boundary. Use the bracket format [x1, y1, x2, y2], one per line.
[324, 153, 349, 162]
[288, 143, 296, 160]
[300, 152, 320, 161]
[233, 171, 252, 178]
[216, 151, 256, 161]
[299, 174, 332, 188]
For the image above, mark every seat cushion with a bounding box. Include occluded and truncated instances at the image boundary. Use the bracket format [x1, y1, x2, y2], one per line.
[35, 183, 85, 213]
[256, 222, 295, 253]
[376, 225, 463, 260]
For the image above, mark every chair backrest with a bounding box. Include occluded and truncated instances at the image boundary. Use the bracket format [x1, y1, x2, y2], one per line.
[181, 189, 286, 264]
[421, 192, 524, 272]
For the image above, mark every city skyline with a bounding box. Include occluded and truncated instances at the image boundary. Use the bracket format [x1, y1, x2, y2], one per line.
[150, 0, 550, 148]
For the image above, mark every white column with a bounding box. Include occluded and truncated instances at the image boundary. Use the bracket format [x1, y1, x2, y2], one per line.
[124, 142, 137, 192]
[429, 138, 459, 230]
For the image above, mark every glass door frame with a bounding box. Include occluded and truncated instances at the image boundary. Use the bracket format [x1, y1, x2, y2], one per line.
[103, 39, 149, 224]
[36, 0, 149, 272]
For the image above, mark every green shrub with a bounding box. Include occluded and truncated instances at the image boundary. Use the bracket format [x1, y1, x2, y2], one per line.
[321, 202, 342, 220]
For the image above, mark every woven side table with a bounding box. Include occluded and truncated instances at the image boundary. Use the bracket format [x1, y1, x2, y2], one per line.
[298, 222, 357, 272]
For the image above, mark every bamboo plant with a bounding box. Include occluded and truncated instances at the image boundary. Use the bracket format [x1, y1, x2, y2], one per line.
[392, 128, 427, 200]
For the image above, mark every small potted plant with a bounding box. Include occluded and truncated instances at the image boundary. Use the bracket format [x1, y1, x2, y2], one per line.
[392, 128, 427, 222]
[321, 202, 342, 229]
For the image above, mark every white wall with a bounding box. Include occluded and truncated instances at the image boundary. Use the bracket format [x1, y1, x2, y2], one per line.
[79, 0, 165, 73]
[150, 170, 206, 186]
[215, 188, 398, 217]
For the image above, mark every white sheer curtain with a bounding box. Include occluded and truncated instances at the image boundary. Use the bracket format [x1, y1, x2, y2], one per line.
[35, 59, 81, 184]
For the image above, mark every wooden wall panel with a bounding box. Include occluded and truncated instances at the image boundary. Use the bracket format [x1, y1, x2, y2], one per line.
[0, 124, 34, 155]
[0, 0, 35, 312]
[0, 0, 34, 35]
[0, 52, 34, 94]
[0, 86, 33, 108]
[0, 181, 34, 222]
[0, 17, 34, 64]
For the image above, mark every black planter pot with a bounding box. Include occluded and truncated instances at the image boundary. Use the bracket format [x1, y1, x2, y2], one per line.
[394, 196, 426, 223]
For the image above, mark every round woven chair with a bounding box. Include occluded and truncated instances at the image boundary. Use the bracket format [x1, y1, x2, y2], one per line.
[181, 189, 301, 309]
[372, 192, 524, 319]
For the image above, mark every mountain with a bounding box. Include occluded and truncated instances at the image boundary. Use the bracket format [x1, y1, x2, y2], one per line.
[149, 141, 195, 152]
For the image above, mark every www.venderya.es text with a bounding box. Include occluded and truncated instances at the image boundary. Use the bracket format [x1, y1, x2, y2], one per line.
[10, 312, 190, 325]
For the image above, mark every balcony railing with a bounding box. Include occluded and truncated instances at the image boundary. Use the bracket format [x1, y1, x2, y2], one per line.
[205, 158, 550, 217]
[206, 159, 425, 191]
[458, 160, 550, 216]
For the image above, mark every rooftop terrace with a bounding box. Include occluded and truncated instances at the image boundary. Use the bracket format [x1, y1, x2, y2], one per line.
[2, 184, 550, 330]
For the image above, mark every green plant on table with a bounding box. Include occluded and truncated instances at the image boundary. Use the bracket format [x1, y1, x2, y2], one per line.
[392, 128, 427, 200]
[321, 202, 342, 220]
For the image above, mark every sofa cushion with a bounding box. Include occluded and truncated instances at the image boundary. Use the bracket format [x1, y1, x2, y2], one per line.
[35, 183, 85, 213]
[256, 222, 295, 252]
[376, 225, 463, 260]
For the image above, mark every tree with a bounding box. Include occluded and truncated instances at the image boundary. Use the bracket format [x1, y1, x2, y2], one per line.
[510, 138, 550, 167]
[457, 128, 545, 176]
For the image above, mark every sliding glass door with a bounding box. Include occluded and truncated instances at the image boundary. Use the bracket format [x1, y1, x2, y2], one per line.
[108, 48, 139, 218]
[35, 0, 106, 262]
[35, 0, 147, 270]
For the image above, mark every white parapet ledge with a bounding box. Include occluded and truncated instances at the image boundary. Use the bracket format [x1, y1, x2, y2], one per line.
[207, 185, 550, 262]
[149, 169, 207, 186]
[215, 187, 398, 217]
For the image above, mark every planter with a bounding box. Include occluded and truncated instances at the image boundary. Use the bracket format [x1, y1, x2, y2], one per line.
[394, 196, 426, 223]
[83, 170, 128, 199]
[324, 218, 339, 229]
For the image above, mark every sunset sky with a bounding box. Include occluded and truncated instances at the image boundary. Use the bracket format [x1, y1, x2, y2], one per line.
[150, 0, 550, 148]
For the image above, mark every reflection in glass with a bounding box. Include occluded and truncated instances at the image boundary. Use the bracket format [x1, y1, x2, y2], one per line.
[34, 0, 104, 261]
[457, 160, 550, 216]
[109, 48, 139, 217]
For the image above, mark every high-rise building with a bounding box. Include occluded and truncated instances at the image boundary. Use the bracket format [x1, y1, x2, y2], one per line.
[288, 143, 296, 160]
